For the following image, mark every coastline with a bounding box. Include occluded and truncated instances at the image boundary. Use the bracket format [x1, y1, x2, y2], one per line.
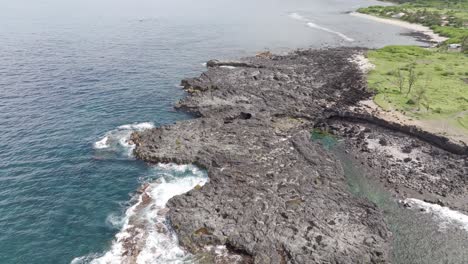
[350, 12, 448, 44]
[89, 7, 466, 264]
[133, 49, 392, 263]
[131, 48, 468, 263]
[356, 99, 468, 146]
[350, 55, 468, 146]
[347, 17, 467, 146]
[5, 0, 468, 262]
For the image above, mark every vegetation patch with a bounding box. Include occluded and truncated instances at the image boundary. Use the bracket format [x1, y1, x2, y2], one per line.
[367, 45, 468, 127]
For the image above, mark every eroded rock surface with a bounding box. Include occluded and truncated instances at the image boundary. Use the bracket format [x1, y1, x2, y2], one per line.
[132, 49, 391, 263]
[326, 120, 468, 212]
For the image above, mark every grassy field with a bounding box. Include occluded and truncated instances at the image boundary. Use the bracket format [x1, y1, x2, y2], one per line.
[367, 46, 468, 126]
[356, 0, 468, 135]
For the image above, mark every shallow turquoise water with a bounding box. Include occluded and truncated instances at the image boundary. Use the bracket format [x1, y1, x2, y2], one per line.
[336, 148, 468, 263]
[0, 0, 424, 263]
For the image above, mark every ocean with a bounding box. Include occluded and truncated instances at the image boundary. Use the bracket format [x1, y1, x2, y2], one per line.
[0, 0, 425, 263]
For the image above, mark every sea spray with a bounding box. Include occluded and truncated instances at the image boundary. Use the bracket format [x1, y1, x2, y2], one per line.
[306, 22, 355, 42]
[73, 164, 208, 264]
[402, 198, 468, 232]
[289, 12, 355, 42]
[93, 122, 155, 157]
[289, 12, 309, 22]
[94, 136, 110, 149]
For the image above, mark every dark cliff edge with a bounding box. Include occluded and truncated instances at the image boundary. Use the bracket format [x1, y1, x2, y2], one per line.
[131, 48, 467, 263]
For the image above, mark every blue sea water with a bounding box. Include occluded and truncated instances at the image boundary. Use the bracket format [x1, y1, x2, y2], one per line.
[0, 0, 425, 263]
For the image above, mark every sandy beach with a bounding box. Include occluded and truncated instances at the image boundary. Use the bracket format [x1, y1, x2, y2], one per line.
[350, 12, 448, 43]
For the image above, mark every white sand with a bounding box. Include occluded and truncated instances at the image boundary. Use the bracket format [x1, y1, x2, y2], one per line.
[349, 53, 375, 74]
[350, 12, 448, 43]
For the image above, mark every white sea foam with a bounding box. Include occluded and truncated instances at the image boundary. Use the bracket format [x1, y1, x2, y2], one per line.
[157, 163, 194, 173]
[289, 12, 308, 22]
[306, 22, 354, 42]
[78, 164, 208, 264]
[289, 12, 354, 42]
[220, 65, 236, 69]
[106, 213, 125, 229]
[403, 198, 468, 232]
[71, 254, 102, 264]
[118, 122, 154, 131]
[93, 122, 154, 157]
[94, 136, 109, 149]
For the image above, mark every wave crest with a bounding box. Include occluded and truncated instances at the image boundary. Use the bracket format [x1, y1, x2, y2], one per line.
[403, 198, 468, 232]
[93, 122, 154, 157]
[289, 12, 354, 42]
[74, 164, 208, 264]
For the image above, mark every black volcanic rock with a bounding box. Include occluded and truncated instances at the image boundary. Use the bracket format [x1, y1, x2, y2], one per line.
[329, 120, 468, 212]
[132, 48, 391, 263]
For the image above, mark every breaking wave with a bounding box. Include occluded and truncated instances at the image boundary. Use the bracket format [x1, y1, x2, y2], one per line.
[93, 122, 154, 157]
[219, 65, 236, 69]
[289, 12, 308, 22]
[306, 22, 355, 42]
[403, 198, 468, 232]
[72, 164, 208, 264]
[289, 12, 354, 42]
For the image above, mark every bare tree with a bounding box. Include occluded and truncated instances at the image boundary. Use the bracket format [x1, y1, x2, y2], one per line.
[414, 87, 427, 110]
[395, 68, 406, 93]
[407, 65, 418, 96]
[414, 75, 431, 111]
[386, 68, 405, 93]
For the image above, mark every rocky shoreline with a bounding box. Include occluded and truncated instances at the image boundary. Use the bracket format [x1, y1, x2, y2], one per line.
[321, 118, 468, 212]
[132, 48, 467, 263]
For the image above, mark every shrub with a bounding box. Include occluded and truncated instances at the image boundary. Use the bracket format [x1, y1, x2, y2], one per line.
[379, 46, 432, 56]
[441, 71, 454, 76]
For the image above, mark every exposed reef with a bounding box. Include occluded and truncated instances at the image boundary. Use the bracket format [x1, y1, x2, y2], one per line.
[324, 110, 468, 155]
[322, 118, 468, 212]
[132, 48, 467, 263]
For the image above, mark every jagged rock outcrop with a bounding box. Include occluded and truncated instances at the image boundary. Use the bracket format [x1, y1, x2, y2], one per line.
[132, 48, 392, 263]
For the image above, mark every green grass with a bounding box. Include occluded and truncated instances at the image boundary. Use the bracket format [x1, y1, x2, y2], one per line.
[367, 46, 468, 117]
[431, 26, 468, 43]
[359, 1, 468, 135]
